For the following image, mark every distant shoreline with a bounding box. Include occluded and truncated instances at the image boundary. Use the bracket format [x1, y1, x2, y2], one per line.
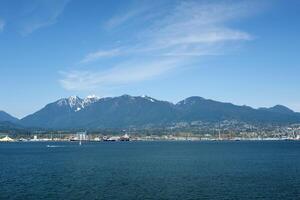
[1, 138, 299, 143]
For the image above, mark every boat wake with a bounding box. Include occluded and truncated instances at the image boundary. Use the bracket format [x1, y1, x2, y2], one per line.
[46, 145, 65, 148]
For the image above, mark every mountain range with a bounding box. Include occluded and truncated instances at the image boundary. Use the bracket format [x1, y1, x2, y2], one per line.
[1, 95, 300, 130]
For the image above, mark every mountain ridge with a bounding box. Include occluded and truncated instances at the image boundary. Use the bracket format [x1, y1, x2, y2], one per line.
[17, 94, 300, 129]
[0, 111, 19, 123]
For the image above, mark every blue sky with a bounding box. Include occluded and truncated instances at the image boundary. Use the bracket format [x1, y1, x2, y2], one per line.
[0, 0, 299, 118]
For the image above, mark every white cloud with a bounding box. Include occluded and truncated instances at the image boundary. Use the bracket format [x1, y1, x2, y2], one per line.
[0, 19, 5, 32]
[61, 1, 259, 91]
[60, 58, 181, 91]
[19, 0, 70, 35]
[80, 48, 121, 64]
[137, 1, 254, 55]
[105, 8, 145, 29]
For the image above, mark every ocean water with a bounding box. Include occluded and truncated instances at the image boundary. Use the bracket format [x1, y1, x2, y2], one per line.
[0, 141, 299, 200]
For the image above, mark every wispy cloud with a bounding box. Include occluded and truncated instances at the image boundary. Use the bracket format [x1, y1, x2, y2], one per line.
[105, 8, 146, 29]
[80, 48, 121, 64]
[19, 0, 70, 35]
[60, 58, 182, 91]
[136, 1, 254, 56]
[61, 0, 260, 91]
[0, 19, 5, 32]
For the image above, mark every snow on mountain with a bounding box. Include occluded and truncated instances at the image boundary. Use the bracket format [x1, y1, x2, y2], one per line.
[20, 94, 300, 129]
[83, 95, 100, 107]
[57, 95, 100, 112]
[141, 95, 156, 102]
[57, 96, 83, 110]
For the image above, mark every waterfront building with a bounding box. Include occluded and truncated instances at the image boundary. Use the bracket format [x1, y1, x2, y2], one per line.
[120, 134, 130, 141]
[0, 136, 14, 142]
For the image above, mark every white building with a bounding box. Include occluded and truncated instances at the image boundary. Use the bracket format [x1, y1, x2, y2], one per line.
[0, 136, 14, 142]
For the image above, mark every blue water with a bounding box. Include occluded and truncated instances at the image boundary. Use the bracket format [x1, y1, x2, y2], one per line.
[0, 141, 300, 200]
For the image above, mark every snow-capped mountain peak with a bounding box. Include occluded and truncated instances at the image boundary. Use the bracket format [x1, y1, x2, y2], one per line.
[57, 95, 100, 112]
[83, 95, 100, 106]
[67, 96, 82, 108]
[141, 95, 156, 102]
[57, 96, 83, 110]
[86, 94, 100, 99]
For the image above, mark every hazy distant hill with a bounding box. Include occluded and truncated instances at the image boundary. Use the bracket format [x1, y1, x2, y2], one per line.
[259, 105, 295, 114]
[0, 111, 19, 123]
[176, 97, 300, 124]
[19, 95, 300, 129]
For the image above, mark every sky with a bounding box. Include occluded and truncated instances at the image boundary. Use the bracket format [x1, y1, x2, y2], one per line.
[0, 0, 300, 118]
